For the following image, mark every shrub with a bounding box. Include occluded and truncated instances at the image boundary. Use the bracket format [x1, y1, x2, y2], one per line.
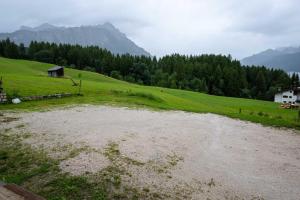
[110, 71, 122, 80]
[126, 91, 163, 102]
[258, 111, 264, 116]
[6, 89, 20, 100]
[110, 90, 163, 102]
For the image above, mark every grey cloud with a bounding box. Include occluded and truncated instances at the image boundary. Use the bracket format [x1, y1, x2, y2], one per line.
[225, 0, 300, 35]
[0, 0, 299, 59]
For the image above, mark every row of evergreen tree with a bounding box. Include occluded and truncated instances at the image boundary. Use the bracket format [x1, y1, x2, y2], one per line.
[0, 38, 298, 101]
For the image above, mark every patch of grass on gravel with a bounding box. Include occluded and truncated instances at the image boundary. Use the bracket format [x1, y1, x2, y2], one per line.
[0, 132, 107, 200]
[0, 133, 166, 199]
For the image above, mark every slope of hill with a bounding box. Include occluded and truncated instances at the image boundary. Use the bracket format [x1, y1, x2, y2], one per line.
[241, 47, 300, 72]
[0, 57, 299, 129]
[0, 23, 150, 56]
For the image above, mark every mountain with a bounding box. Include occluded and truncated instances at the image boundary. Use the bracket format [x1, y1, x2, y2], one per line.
[0, 23, 150, 56]
[241, 46, 300, 72]
[19, 23, 60, 32]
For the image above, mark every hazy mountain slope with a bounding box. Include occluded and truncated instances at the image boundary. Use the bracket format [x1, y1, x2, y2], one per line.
[241, 47, 300, 72]
[0, 23, 150, 56]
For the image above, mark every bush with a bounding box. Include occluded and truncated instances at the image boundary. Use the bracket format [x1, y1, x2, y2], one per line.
[83, 66, 96, 72]
[258, 111, 264, 116]
[110, 71, 122, 80]
[7, 89, 20, 100]
[110, 90, 163, 102]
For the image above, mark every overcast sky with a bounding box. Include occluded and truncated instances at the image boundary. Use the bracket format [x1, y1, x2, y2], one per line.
[0, 0, 299, 59]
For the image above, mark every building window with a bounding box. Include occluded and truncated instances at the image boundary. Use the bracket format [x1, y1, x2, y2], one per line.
[289, 96, 292, 98]
[283, 95, 288, 98]
[283, 101, 286, 103]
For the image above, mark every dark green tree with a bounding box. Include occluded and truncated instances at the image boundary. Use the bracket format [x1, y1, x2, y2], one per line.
[255, 71, 267, 99]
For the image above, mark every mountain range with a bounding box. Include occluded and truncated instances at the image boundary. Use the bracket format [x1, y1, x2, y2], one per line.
[0, 23, 150, 56]
[1, 23, 298, 72]
[241, 46, 300, 72]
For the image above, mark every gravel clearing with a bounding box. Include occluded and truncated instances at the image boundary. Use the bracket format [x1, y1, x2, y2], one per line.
[1, 105, 300, 199]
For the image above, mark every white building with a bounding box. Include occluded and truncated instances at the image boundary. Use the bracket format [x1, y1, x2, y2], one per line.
[274, 89, 300, 104]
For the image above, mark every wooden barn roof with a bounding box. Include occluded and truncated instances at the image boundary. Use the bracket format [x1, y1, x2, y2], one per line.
[48, 66, 63, 72]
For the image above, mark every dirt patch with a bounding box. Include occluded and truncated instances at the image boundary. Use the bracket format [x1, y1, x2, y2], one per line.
[1, 105, 300, 199]
[0, 116, 19, 123]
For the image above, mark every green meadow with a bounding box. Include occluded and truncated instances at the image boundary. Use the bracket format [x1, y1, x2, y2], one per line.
[0, 57, 299, 129]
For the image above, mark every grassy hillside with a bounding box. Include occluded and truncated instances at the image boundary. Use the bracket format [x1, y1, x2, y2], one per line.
[0, 57, 299, 129]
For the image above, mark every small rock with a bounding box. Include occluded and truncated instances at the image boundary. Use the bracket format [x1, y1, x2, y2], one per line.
[12, 98, 21, 104]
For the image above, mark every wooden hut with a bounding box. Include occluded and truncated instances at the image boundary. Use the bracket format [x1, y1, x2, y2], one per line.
[48, 66, 64, 77]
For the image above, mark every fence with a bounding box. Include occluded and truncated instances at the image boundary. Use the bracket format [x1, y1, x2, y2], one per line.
[21, 93, 77, 101]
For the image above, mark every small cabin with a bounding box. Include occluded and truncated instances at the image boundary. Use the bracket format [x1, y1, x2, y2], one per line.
[48, 66, 64, 77]
[274, 88, 300, 105]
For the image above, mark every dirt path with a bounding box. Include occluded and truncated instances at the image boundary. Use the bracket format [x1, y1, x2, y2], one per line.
[1, 105, 300, 199]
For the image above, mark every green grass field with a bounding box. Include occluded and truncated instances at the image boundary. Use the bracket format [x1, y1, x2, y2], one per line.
[0, 57, 299, 129]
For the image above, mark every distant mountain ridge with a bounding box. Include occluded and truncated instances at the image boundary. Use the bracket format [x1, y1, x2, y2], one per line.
[0, 23, 150, 56]
[241, 46, 300, 72]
